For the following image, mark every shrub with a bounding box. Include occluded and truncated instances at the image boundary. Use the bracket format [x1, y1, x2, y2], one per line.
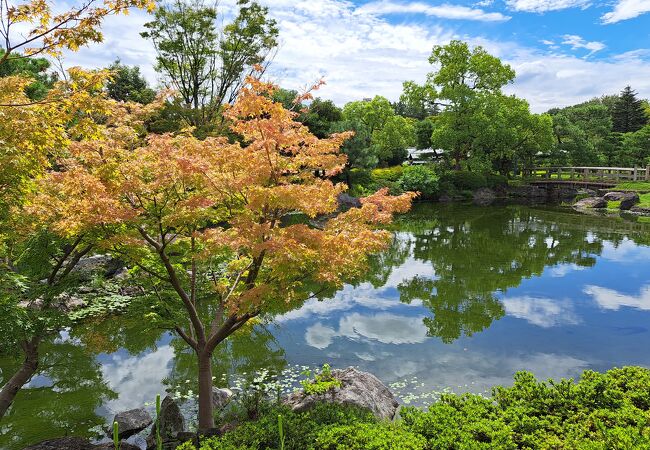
[184, 403, 377, 450]
[371, 166, 404, 183]
[181, 367, 650, 450]
[440, 171, 488, 191]
[398, 166, 440, 199]
[486, 173, 508, 188]
[314, 423, 427, 450]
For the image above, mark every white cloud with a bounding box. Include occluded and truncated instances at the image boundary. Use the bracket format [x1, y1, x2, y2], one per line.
[305, 312, 428, 349]
[61, 0, 650, 113]
[584, 285, 650, 311]
[101, 345, 175, 413]
[505, 0, 590, 12]
[356, 1, 511, 22]
[549, 263, 586, 277]
[561, 35, 606, 56]
[600, 239, 650, 262]
[305, 322, 339, 349]
[502, 296, 580, 327]
[602, 0, 650, 23]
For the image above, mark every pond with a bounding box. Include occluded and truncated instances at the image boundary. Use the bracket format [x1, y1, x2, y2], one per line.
[2, 203, 650, 449]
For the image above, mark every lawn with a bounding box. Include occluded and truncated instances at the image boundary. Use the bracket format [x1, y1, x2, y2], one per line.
[614, 181, 650, 192]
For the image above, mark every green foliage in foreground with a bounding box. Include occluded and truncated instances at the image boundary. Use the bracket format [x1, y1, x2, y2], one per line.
[179, 367, 650, 450]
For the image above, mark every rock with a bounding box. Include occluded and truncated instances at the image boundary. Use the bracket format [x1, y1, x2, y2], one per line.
[24, 438, 94, 450]
[574, 197, 607, 209]
[631, 206, 650, 216]
[472, 187, 496, 205]
[212, 387, 234, 410]
[108, 408, 153, 440]
[603, 192, 640, 210]
[73, 254, 125, 280]
[25, 438, 139, 450]
[507, 185, 547, 199]
[337, 192, 362, 211]
[146, 396, 185, 450]
[283, 367, 399, 421]
[94, 443, 140, 450]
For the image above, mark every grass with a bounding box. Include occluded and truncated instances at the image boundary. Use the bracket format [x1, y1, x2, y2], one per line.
[639, 193, 650, 208]
[614, 181, 650, 192]
[607, 200, 621, 210]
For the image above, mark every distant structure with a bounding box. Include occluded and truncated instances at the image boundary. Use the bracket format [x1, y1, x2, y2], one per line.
[406, 147, 444, 165]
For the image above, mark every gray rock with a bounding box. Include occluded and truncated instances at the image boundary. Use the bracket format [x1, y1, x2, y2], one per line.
[577, 188, 597, 197]
[603, 192, 640, 210]
[472, 187, 496, 205]
[574, 197, 607, 209]
[337, 192, 362, 211]
[24, 438, 93, 450]
[283, 367, 399, 421]
[631, 206, 650, 216]
[94, 443, 140, 450]
[109, 408, 153, 440]
[212, 387, 234, 410]
[146, 396, 185, 450]
[25, 438, 139, 450]
[507, 185, 547, 199]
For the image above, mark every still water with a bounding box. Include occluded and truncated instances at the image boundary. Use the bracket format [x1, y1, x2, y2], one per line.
[2, 203, 650, 448]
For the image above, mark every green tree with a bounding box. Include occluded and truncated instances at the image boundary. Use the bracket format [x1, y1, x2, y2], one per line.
[395, 81, 439, 120]
[105, 59, 156, 104]
[302, 98, 343, 139]
[371, 115, 415, 166]
[414, 119, 435, 150]
[342, 96, 394, 136]
[618, 125, 650, 167]
[473, 95, 554, 174]
[426, 41, 516, 169]
[612, 86, 648, 133]
[549, 103, 613, 166]
[141, 0, 279, 134]
[0, 50, 57, 100]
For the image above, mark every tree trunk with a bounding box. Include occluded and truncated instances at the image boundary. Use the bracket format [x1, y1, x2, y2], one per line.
[0, 337, 39, 420]
[197, 350, 214, 432]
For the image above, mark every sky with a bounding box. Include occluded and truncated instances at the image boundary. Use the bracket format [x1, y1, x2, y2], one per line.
[60, 0, 650, 112]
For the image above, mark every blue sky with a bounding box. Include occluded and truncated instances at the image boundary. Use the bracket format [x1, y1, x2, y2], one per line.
[61, 0, 650, 112]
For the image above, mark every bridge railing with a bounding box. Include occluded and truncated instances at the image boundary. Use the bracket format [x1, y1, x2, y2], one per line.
[524, 166, 650, 183]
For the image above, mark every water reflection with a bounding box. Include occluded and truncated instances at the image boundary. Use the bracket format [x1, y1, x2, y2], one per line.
[3, 204, 650, 448]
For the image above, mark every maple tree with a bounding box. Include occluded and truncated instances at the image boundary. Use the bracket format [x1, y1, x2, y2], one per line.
[0, 71, 159, 420]
[0, 0, 154, 66]
[29, 76, 415, 430]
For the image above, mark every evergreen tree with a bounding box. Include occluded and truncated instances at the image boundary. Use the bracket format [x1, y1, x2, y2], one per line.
[612, 86, 648, 133]
[105, 59, 156, 104]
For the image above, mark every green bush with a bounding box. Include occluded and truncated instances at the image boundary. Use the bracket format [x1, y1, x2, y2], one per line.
[398, 166, 440, 200]
[486, 173, 508, 188]
[371, 166, 404, 183]
[180, 367, 650, 450]
[440, 171, 488, 191]
[314, 423, 427, 450]
[183, 403, 377, 450]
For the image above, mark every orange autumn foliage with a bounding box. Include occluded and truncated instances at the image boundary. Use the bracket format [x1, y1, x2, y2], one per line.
[29, 76, 414, 428]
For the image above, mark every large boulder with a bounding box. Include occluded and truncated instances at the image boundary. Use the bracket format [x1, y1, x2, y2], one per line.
[213, 387, 235, 410]
[472, 187, 496, 206]
[337, 192, 362, 211]
[24, 438, 93, 450]
[108, 408, 153, 440]
[574, 197, 607, 209]
[284, 367, 399, 421]
[146, 396, 185, 450]
[603, 192, 640, 210]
